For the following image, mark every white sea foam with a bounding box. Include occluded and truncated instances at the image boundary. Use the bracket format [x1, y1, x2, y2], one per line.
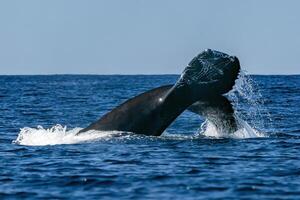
[14, 118, 265, 146]
[13, 124, 124, 146]
[199, 116, 265, 139]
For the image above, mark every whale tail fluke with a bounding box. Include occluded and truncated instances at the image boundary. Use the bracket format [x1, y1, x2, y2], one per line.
[174, 49, 240, 99]
[78, 49, 241, 136]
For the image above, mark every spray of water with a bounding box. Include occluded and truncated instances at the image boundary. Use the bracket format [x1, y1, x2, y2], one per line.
[13, 124, 124, 146]
[229, 70, 273, 131]
[199, 70, 271, 139]
[199, 117, 265, 139]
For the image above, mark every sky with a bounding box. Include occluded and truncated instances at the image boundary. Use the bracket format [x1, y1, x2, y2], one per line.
[0, 0, 299, 75]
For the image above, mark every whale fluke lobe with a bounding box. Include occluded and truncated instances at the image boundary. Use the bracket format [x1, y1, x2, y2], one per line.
[78, 49, 240, 136]
[188, 95, 238, 134]
[175, 49, 240, 97]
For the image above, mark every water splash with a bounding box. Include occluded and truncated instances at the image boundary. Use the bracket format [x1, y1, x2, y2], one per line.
[195, 70, 271, 139]
[13, 124, 124, 146]
[200, 117, 265, 139]
[228, 70, 273, 132]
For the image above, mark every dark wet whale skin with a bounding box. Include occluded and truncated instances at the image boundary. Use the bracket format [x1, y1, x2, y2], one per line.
[78, 49, 240, 136]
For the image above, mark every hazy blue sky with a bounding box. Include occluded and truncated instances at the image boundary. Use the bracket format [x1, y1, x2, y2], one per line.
[0, 0, 299, 75]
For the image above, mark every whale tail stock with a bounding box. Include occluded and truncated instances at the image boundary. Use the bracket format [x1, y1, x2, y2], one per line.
[78, 49, 240, 136]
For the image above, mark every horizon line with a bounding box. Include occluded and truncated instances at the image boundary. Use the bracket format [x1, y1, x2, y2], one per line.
[0, 73, 299, 76]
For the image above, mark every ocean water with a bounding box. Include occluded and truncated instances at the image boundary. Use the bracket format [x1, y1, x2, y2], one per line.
[0, 74, 299, 199]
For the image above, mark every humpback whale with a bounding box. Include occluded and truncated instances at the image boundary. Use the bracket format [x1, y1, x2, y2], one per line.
[78, 49, 240, 136]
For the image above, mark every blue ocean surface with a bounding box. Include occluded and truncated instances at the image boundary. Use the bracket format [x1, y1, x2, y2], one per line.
[0, 74, 299, 199]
